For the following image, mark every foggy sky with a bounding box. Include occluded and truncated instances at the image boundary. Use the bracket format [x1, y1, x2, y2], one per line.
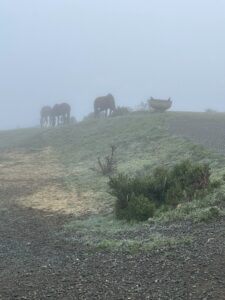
[1, 0, 225, 129]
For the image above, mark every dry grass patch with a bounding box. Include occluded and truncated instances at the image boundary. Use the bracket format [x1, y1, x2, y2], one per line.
[0, 147, 109, 215]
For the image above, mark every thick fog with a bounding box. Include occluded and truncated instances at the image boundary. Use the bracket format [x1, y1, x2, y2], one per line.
[1, 0, 225, 129]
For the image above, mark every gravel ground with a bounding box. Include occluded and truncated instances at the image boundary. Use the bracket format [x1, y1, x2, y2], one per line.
[1, 200, 225, 300]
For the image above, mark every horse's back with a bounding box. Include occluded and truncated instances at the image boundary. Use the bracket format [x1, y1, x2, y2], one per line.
[60, 103, 71, 115]
[61, 102, 71, 112]
[94, 94, 115, 109]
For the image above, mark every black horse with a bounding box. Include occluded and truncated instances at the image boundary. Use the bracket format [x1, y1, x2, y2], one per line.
[40, 106, 52, 127]
[51, 103, 71, 127]
[94, 94, 116, 117]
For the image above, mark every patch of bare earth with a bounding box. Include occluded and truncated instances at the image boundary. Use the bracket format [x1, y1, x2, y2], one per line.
[0, 147, 101, 216]
[1, 146, 225, 299]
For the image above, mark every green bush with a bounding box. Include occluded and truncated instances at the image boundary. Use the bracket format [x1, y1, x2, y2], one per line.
[128, 194, 155, 221]
[82, 112, 95, 122]
[111, 106, 131, 117]
[108, 160, 216, 222]
[169, 160, 210, 201]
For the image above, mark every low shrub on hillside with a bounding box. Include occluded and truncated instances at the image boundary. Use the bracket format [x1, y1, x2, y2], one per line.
[82, 112, 95, 122]
[108, 160, 219, 221]
[111, 106, 131, 117]
[135, 101, 148, 111]
[70, 116, 77, 124]
[126, 194, 155, 221]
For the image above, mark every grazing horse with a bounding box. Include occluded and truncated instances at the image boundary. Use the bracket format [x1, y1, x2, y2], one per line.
[51, 103, 71, 127]
[94, 94, 116, 117]
[40, 106, 52, 127]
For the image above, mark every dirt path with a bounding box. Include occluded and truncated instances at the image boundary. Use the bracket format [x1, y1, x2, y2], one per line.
[1, 146, 225, 299]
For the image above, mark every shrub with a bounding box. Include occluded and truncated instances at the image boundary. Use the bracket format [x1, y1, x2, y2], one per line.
[82, 112, 95, 122]
[109, 174, 131, 214]
[196, 206, 221, 222]
[111, 106, 131, 117]
[70, 116, 77, 124]
[135, 101, 148, 111]
[92, 145, 117, 176]
[108, 160, 216, 222]
[128, 194, 155, 221]
[169, 160, 210, 201]
[205, 108, 217, 113]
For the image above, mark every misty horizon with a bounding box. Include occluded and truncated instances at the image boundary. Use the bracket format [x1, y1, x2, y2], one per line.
[1, 0, 225, 129]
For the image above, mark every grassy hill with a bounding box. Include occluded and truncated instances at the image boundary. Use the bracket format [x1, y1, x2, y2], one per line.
[1, 111, 225, 251]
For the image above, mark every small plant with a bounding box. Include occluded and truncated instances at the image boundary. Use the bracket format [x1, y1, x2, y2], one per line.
[82, 112, 95, 122]
[135, 101, 148, 111]
[205, 108, 217, 113]
[70, 116, 77, 124]
[92, 145, 117, 176]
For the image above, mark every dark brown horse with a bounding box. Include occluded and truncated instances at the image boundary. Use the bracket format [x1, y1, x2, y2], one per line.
[94, 94, 116, 117]
[40, 106, 52, 127]
[51, 103, 71, 127]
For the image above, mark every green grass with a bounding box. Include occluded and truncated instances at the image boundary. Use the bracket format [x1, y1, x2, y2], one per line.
[94, 236, 192, 254]
[63, 214, 192, 253]
[155, 188, 225, 223]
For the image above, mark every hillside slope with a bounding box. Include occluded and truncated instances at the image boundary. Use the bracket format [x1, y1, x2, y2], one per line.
[2, 112, 225, 299]
[0, 113, 225, 214]
[1, 111, 225, 216]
